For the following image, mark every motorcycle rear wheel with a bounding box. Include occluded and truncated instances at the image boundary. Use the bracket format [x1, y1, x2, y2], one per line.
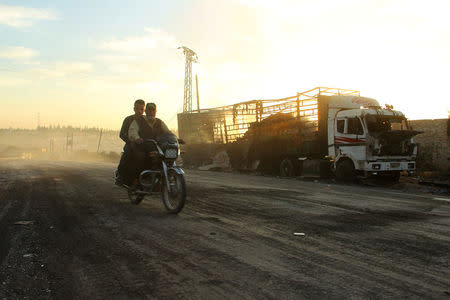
[128, 190, 144, 205]
[162, 170, 186, 214]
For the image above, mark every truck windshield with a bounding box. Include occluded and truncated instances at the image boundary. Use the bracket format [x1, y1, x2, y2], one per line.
[365, 115, 409, 135]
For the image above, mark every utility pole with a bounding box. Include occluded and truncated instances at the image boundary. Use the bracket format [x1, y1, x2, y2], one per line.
[178, 46, 198, 112]
[66, 132, 73, 153]
[195, 74, 200, 113]
[37, 113, 40, 129]
[97, 129, 103, 153]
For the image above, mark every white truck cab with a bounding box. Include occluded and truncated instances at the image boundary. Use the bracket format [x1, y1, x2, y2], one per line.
[325, 95, 419, 181]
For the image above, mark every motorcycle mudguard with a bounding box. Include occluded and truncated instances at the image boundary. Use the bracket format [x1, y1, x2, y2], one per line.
[169, 166, 185, 175]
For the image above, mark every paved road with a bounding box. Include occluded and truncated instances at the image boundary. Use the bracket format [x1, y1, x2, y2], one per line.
[0, 159, 449, 299]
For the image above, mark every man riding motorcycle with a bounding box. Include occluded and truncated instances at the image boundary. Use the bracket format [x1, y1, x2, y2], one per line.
[116, 99, 145, 185]
[127, 102, 173, 189]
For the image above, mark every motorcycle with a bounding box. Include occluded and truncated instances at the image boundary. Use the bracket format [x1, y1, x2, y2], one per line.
[114, 135, 186, 214]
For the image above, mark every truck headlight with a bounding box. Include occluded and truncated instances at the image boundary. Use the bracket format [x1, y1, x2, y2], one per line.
[372, 164, 381, 170]
[165, 148, 178, 159]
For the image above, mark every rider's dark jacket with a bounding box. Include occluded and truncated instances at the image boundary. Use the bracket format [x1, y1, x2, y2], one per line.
[136, 116, 163, 139]
[125, 115, 175, 183]
[119, 114, 137, 143]
[128, 115, 171, 142]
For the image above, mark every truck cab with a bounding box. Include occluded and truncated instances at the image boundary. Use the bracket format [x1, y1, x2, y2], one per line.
[330, 102, 419, 181]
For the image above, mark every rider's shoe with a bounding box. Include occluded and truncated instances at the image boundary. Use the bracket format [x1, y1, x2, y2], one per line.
[114, 169, 123, 186]
[115, 176, 123, 186]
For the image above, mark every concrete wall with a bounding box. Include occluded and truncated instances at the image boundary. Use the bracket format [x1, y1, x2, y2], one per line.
[409, 118, 450, 175]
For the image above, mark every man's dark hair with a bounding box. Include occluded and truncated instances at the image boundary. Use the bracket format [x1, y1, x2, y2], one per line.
[134, 99, 145, 107]
[146, 102, 156, 110]
[145, 102, 156, 110]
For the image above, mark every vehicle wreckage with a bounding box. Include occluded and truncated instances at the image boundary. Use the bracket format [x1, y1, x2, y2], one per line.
[177, 87, 421, 182]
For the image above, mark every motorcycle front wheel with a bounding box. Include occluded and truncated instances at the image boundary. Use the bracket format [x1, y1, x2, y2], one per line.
[162, 169, 186, 214]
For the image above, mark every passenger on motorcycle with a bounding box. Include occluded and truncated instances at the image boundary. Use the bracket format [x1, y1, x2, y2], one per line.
[116, 99, 145, 185]
[127, 102, 173, 188]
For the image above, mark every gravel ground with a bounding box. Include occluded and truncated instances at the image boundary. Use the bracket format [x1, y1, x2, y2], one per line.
[0, 159, 449, 299]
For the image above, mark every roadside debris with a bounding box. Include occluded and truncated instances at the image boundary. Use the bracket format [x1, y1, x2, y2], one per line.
[14, 220, 33, 225]
[199, 150, 230, 171]
[419, 178, 450, 188]
[293, 232, 305, 236]
[433, 197, 450, 203]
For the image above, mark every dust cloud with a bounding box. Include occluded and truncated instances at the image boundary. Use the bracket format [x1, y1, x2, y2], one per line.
[0, 127, 124, 163]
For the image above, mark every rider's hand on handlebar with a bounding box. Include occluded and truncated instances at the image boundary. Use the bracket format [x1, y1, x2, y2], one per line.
[136, 138, 143, 144]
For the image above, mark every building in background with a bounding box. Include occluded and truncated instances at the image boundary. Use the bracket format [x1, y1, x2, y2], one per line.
[410, 118, 450, 176]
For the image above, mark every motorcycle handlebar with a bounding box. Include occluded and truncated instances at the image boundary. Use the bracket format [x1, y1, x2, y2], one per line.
[143, 138, 183, 146]
[142, 138, 158, 145]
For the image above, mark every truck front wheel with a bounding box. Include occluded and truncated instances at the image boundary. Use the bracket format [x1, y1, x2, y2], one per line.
[384, 171, 400, 183]
[335, 159, 356, 183]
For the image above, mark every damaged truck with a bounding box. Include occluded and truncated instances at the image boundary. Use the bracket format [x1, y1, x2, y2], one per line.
[178, 87, 420, 182]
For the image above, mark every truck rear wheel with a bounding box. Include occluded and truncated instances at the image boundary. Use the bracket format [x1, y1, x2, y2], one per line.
[280, 158, 295, 177]
[335, 159, 356, 183]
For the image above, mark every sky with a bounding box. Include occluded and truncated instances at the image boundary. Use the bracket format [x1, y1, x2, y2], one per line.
[0, 0, 449, 130]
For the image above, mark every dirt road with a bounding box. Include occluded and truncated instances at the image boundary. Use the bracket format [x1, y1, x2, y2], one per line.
[0, 159, 449, 299]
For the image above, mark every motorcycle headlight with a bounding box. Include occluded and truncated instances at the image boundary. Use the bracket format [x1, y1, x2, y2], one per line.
[165, 148, 178, 159]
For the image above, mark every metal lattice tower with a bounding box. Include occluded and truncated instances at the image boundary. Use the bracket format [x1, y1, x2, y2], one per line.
[179, 46, 198, 112]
